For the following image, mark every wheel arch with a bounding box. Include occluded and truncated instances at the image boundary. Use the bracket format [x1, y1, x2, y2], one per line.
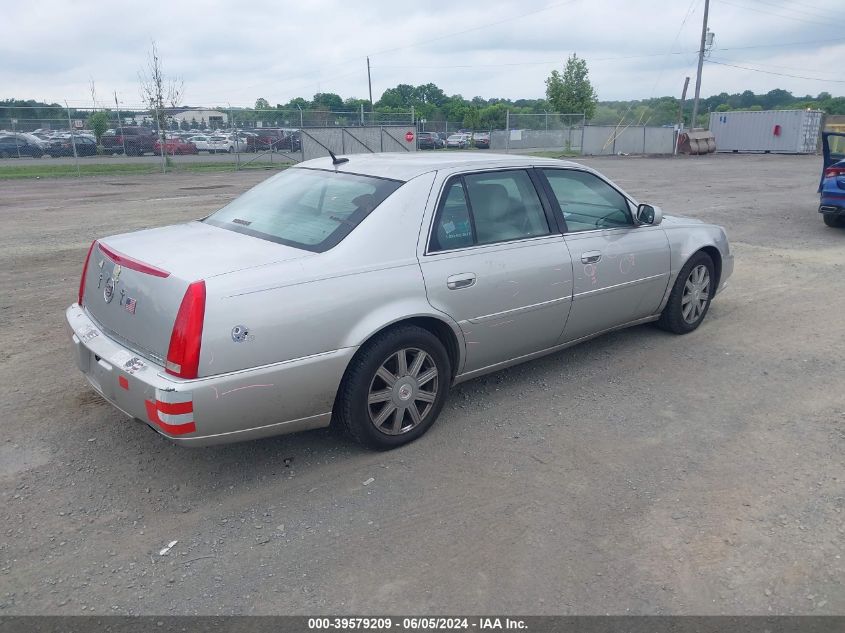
[659, 229, 727, 314]
[698, 245, 723, 289]
[343, 312, 465, 382]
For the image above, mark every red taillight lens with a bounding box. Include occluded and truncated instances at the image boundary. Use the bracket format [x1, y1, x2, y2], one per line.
[165, 281, 206, 379]
[78, 240, 96, 306]
[824, 167, 845, 178]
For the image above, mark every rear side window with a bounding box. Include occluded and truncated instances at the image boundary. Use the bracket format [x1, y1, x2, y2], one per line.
[204, 168, 402, 252]
[430, 170, 550, 252]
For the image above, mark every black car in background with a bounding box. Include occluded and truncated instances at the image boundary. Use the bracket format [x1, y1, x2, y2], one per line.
[0, 135, 45, 158]
[417, 132, 436, 150]
[47, 135, 98, 157]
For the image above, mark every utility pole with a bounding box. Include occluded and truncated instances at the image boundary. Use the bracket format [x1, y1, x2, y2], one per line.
[690, 0, 710, 130]
[675, 76, 690, 155]
[367, 57, 373, 115]
[114, 91, 127, 156]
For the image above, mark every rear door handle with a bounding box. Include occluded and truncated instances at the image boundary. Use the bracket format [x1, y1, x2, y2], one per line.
[581, 251, 602, 264]
[447, 273, 477, 290]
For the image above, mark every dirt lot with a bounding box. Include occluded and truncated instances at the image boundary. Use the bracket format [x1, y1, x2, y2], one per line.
[0, 154, 843, 615]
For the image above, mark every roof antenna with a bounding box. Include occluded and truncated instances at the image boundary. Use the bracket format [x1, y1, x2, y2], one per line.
[328, 149, 348, 166]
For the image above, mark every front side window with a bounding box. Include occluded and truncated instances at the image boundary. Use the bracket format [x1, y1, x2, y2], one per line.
[430, 170, 550, 251]
[542, 169, 632, 231]
[204, 168, 402, 252]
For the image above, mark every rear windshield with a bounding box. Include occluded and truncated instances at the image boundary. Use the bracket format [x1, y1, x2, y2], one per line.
[203, 168, 403, 252]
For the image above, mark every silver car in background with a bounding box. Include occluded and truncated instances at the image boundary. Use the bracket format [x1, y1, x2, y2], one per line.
[66, 153, 733, 449]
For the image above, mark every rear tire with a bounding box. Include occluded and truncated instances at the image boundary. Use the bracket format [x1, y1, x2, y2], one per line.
[335, 325, 451, 450]
[823, 214, 842, 228]
[657, 251, 715, 334]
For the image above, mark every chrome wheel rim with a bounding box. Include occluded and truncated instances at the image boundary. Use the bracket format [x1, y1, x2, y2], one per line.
[368, 348, 438, 436]
[681, 264, 711, 324]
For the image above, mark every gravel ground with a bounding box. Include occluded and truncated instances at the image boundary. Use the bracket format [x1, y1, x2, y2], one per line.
[0, 154, 843, 615]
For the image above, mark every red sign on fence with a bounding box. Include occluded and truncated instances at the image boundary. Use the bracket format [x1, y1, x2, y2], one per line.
[405, 130, 415, 143]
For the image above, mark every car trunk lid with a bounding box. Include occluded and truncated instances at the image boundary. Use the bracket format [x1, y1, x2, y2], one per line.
[81, 221, 310, 364]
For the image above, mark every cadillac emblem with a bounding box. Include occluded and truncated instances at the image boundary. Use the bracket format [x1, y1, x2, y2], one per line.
[103, 278, 116, 303]
[104, 265, 121, 304]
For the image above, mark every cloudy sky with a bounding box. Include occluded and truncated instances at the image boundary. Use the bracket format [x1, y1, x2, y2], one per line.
[4, 0, 844, 108]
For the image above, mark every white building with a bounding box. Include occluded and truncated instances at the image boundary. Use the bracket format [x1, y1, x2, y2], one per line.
[170, 109, 228, 128]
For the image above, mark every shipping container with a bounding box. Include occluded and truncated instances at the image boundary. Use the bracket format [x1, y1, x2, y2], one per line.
[709, 109, 823, 154]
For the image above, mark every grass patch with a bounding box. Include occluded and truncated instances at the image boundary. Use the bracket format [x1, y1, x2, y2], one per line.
[0, 161, 290, 180]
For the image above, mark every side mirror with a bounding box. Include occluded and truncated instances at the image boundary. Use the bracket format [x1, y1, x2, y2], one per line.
[636, 203, 663, 226]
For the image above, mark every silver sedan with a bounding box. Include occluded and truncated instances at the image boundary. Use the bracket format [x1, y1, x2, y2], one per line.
[66, 153, 733, 449]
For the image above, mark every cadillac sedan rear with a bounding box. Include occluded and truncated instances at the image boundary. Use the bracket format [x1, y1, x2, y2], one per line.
[67, 166, 407, 446]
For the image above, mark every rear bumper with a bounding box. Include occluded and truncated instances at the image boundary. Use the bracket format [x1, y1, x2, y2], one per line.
[66, 303, 355, 446]
[819, 202, 845, 217]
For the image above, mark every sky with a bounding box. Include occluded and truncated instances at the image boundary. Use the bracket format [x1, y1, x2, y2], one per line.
[3, 0, 844, 109]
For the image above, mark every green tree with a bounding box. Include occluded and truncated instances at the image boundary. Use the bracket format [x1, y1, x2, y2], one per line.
[377, 84, 416, 110]
[312, 92, 343, 110]
[255, 97, 269, 109]
[545, 54, 598, 120]
[462, 106, 480, 130]
[88, 111, 110, 144]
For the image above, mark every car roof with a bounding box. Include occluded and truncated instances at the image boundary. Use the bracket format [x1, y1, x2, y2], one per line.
[294, 152, 582, 181]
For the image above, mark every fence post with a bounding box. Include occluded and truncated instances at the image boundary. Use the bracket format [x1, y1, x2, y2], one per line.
[643, 125, 646, 154]
[505, 110, 510, 153]
[64, 101, 80, 177]
[12, 117, 20, 159]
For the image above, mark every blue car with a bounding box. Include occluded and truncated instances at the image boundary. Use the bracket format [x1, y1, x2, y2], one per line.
[819, 131, 845, 228]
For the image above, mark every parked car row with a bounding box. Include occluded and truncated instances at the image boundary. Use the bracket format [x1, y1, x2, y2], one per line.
[418, 131, 490, 151]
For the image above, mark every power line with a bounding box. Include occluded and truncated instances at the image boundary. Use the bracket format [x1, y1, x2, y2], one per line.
[706, 59, 845, 82]
[367, 0, 583, 59]
[744, 0, 832, 21]
[716, 37, 845, 51]
[372, 37, 844, 71]
[715, 0, 838, 28]
[710, 56, 845, 76]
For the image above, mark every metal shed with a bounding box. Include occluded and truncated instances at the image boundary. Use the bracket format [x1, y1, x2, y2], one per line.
[709, 109, 823, 154]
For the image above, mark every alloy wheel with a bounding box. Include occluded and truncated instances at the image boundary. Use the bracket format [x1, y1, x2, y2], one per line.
[367, 348, 439, 435]
[681, 264, 710, 324]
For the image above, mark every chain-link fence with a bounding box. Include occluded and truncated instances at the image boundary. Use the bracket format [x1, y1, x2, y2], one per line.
[497, 112, 586, 153]
[0, 103, 419, 174]
[1, 103, 679, 175]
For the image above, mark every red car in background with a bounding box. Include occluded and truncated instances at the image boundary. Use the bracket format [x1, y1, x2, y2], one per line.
[153, 137, 198, 155]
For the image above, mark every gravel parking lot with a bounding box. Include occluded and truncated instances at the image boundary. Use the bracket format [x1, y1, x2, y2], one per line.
[0, 154, 843, 615]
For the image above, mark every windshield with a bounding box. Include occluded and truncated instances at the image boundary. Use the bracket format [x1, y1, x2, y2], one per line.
[204, 168, 403, 252]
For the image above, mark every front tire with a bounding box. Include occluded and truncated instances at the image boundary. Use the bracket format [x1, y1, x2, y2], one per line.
[335, 325, 451, 450]
[657, 251, 715, 334]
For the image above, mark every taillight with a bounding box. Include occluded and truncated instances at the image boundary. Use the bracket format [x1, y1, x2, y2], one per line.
[78, 240, 96, 306]
[824, 167, 845, 178]
[165, 281, 206, 379]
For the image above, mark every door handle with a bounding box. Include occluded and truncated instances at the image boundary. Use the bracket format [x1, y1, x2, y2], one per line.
[447, 273, 477, 290]
[581, 251, 602, 264]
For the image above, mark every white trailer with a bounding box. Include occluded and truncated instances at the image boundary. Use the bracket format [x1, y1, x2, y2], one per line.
[709, 109, 823, 154]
